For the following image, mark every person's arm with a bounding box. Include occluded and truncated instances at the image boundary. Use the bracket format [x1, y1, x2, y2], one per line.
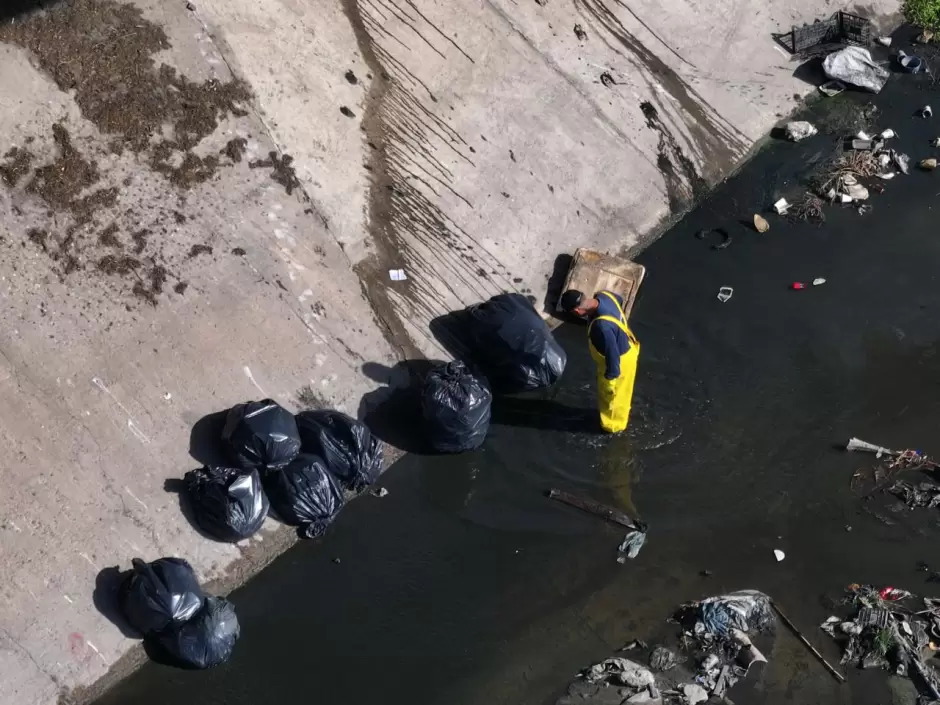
[590, 324, 621, 380]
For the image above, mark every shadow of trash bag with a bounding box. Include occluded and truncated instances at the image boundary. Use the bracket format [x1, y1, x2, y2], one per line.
[261, 453, 345, 539]
[151, 596, 240, 670]
[422, 361, 492, 453]
[119, 557, 205, 636]
[184, 467, 269, 542]
[466, 293, 566, 393]
[295, 409, 384, 492]
[222, 399, 301, 471]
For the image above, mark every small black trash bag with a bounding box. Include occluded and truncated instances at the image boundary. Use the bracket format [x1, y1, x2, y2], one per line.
[422, 361, 492, 452]
[153, 596, 240, 669]
[466, 293, 566, 392]
[295, 410, 383, 491]
[184, 467, 269, 542]
[119, 557, 205, 636]
[222, 399, 301, 471]
[262, 453, 345, 538]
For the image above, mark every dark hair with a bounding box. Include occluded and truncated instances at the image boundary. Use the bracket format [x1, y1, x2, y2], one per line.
[559, 289, 584, 313]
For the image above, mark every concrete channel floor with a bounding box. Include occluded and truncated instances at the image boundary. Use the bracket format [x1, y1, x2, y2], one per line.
[90, 51, 940, 705]
[0, 0, 903, 703]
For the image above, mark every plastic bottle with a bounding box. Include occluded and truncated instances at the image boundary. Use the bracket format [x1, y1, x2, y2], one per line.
[790, 282, 806, 290]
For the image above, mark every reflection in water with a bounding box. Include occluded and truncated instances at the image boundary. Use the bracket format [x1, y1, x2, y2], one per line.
[597, 433, 641, 522]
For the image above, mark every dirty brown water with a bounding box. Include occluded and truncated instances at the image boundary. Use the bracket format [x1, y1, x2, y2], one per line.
[88, 32, 940, 705]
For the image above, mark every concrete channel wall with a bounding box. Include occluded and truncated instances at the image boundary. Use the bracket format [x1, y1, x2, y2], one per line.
[0, 0, 899, 703]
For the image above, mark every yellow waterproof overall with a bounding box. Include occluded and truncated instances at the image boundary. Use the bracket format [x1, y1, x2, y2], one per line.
[588, 292, 640, 433]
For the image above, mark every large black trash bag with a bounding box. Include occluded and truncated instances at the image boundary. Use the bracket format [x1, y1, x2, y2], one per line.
[295, 410, 383, 491]
[184, 466, 269, 542]
[262, 453, 345, 538]
[222, 399, 301, 471]
[466, 293, 566, 392]
[422, 361, 492, 452]
[119, 557, 205, 636]
[153, 596, 240, 669]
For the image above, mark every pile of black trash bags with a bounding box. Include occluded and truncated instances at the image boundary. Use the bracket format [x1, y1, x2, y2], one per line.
[422, 293, 566, 452]
[187, 401, 384, 542]
[120, 557, 239, 669]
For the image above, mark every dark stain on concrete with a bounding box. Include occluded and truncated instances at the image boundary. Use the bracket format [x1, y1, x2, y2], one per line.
[577, 0, 746, 180]
[640, 101, 707, 212]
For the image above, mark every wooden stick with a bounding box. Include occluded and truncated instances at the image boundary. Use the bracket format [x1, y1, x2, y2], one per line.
[771, 601, 845, 683]
[546, 489, 640, 529]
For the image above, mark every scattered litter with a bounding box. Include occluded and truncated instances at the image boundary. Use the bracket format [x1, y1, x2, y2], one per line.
[933, 138, 940, 148]
[823, 46, 890, 93]
[839, 193, 853, 203]
[422, 361, 492, 453]
[877, 36, 892, 46]
[680, 684, 708, 705]
[547, 488, 644, 529]
[717, 286, 733, 303]
[753, 214, 770, 232]
[619, 528, 648, 559]
[772, 601, 844, 682]
[823, 584, 940, 697]
[791, 282, 806, 290]
[773, 198, 790, 214]
[600, 71, 617, 87]
[371, 486, 389, 497]
[573, 24, 587, 41]
[792, 193, 826, 223]
[878, 172, 896, 180]
[847, 183, 869, 201]
[857, 204, 872, 215]
[852, 138, 873, 151]
[893, 152, 911, 175]
[818, 80, 846, 97]
[388, 268, 408, 281]
[881, 128, 897, 140]
[695, 228, 732, 250]
[649, 646, 678, 672]
[921, 158, 938, 170]
[890, 480, 940, 508]
[923, 106, 934, 119]
[583, 657, 655, 687]
[164, 392, 172, 400]
[813, 277, 826, 286]
[916, 29, 935, 44]
[785, 121, 818, 142]
[774, 549, 785, 562]
[899, 50, 925, 74]
[857, 131, 871, 141]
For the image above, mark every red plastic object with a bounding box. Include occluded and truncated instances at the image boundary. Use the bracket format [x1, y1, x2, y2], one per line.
[790, 282, 806, 290]
[879, 586, 911, 601]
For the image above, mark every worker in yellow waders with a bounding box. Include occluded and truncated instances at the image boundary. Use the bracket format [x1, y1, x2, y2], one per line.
[560, 289, 639, 433]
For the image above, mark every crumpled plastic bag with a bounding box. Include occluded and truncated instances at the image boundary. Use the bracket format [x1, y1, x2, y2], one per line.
[153, 596, 240, 669]
[697, 590, 774, 638]
[185, 466, 269, 542]
[422, 361, 492, 452]
[584, 657, 655, 688]
[262, 453, 345, 538]
[295, 409, 383, 491]
[222, 399, 301, 471]
[466, 293, 567, 392]
[119, 557, 205, 635]
[785, 121, 817, 142]
[823, 46, 890, 93]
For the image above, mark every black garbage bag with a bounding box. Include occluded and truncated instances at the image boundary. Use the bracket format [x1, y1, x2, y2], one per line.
[421, 361, 492, 452]
[119, 557, 205, 636]
[262, 453, 345, 538]
[184, 466, 269, 542]
[295, 410, 383, 491]
[222, 399, 301, 471]
[152, 596, 240, 669]
[466, 293, 566, 392]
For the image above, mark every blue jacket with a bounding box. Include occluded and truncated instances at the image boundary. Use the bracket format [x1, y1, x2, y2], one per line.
[590, 292, 631, 380]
